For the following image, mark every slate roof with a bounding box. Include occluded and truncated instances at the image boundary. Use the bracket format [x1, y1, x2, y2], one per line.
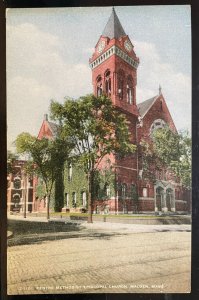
[102, 7, 126, 39]
[137, 95, 159, 118]
[48, 121, 59, 137]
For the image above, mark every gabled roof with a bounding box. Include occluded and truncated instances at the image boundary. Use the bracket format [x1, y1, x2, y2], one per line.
[137, 95, 159, 118]
[102, 7, 126, 39]
[37, 114, 60, 140]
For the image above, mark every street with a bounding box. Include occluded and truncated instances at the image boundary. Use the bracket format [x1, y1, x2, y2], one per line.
[7, 220, 191, 295]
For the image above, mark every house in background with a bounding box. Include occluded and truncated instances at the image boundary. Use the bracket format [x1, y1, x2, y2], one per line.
[7, 160, 34, 213]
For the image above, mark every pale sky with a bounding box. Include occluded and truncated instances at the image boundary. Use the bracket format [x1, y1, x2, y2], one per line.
[6, 6, 191, 151]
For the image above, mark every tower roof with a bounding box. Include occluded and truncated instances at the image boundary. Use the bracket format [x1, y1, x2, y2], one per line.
[102, 7, 126, 39]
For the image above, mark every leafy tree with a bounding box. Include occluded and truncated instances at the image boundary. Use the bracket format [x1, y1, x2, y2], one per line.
[92, 160, 115, 202]
[153, 127, 191, 188]
[139, 140, 163, 183]
[7, 151, 18, 174]
[50, 94, 136, 222]
[141, 126, 191, 189]
[15, 132, 72, 219]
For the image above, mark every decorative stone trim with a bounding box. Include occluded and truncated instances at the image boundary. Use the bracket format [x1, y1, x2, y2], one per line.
[90, 45, 139, 70]
[139, 197, 155, 201]
[175, 200, 187, 203]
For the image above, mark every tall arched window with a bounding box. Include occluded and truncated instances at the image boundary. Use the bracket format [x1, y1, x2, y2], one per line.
[96, 75, 103, 96]
[65, 192, 69, 207]
[122, 183, 127, 200]
[118, 70, 125, 100]
[81, 191, 87, 206]
[104, 183, 110, 197]
[127, 75, 133, 104]
[68, 163, 72, 182]
[72, 192, 76, 208]
[105, 70, 111, 96]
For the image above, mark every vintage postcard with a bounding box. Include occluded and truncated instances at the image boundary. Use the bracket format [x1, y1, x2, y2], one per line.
[6, 6, 191, 295]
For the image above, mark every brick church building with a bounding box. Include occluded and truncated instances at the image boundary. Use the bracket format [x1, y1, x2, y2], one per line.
[7, 8, 190, 215]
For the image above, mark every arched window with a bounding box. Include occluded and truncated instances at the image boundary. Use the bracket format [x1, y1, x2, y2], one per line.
[150, 119, 166, 136]
[72, 192, 76, 208]
[81, 191, 87, 206]
[105, 70, 111, 96]
[122, 183, 127, 200]
[96, 75, 103, 96]
[12, 193, 20, 210]
[118, 70, 125, 100]
[104, 183, 110, 197]
[68, 163, 72, 181]
[65, 192, 69, 207]
[143, 187, 148, 198]
[131, 184, 137, 199]
[13, 177, 21, 189]
[127, 75, 133, 104]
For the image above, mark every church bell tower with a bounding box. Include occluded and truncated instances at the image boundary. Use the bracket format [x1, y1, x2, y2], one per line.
[89, 7, 139, 116]
[89, 8, 140, 209]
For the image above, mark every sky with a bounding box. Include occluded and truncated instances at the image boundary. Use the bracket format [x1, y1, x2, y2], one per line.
[6, 5, 191, 151]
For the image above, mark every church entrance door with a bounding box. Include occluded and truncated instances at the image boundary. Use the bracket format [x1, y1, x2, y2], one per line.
[156, 186, 164, 211]
[166, 193, 171, 211]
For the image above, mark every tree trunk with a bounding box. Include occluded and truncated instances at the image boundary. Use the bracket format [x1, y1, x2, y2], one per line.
[87, 171, 93, 223]
[46, 195, 50, 220]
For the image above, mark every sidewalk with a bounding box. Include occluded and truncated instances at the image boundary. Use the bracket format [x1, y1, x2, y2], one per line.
[8, 214, 191, 234]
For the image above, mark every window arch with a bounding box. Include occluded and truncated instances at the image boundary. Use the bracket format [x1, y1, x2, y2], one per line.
[105, 70, 111, 96]
[127, 75, 133, 104]
[117, 70, 125, 100]
[150, 119, 166, 135]
[96, 75, 103, 97]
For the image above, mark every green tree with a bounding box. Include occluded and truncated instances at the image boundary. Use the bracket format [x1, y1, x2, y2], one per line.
[141, 127, 191, 189]
[7, 150, 18, 174]
[92, 159, 115, 202]
[153, 127, 191, 188]
[50, 94, 136, 222]
[15, 132, 72, 219]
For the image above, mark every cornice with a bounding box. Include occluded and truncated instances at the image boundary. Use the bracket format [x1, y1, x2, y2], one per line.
[90, 45, 139, 70]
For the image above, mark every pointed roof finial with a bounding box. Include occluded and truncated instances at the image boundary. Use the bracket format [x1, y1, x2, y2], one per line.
[159, 84, 162, 95]
[102, 7, 126, 39]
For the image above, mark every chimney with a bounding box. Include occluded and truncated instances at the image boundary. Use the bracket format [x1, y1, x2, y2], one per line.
[44, 114, 48, 121]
